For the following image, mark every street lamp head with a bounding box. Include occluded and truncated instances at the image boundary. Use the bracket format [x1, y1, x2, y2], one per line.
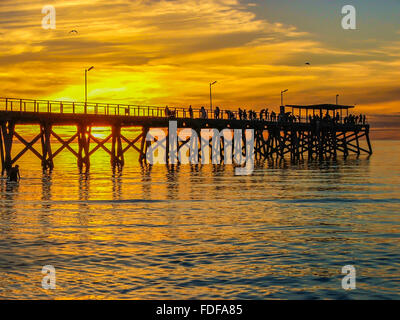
[211, 81, 217, 85]
[88, 66, 94, 71]
[282, 89, 288, 93]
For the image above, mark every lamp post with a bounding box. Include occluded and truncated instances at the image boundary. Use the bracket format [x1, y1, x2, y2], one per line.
[210, 81, 217, 115]
[281, 89, 288, 106]
[85, 66, 94, 113]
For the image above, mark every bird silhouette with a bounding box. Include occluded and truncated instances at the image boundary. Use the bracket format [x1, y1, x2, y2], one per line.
[69, 30, 78, 34]
[305, 62, 310, 65]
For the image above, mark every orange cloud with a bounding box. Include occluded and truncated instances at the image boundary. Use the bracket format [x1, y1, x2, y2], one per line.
[0, 0, 399, 138]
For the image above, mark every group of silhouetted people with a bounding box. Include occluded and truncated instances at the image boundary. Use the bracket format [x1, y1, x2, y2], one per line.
[166, 105, 368, 126]
[237, 108, 259, 120]
[166, 105, 282, 122]
[308, 113, 339, 125]
[307, 112, 367, 125]
[164, 105, 177, 119]
[344, 114, 366, 125]
[225, 110, 235, 120]
[178, 106, 282, 122]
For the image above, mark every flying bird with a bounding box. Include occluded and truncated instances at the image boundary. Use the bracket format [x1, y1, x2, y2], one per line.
[305, 62, 311, 65]
[69, 30, 78, 34]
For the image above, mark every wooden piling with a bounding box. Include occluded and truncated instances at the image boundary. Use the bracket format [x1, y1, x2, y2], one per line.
[1, 121, 14, 174]
[111, 125, 125, 167]
[40, 123, 54, 170]
[0, 123, 4, 175]
[77, 124, 90, 170]
[139, 127, 148, 163]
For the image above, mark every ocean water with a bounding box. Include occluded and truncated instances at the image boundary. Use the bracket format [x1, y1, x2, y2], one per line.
[0, 139, 399, 299]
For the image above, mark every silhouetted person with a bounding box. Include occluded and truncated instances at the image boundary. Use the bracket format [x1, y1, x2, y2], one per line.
[259, 109, 264, 120]
[214, 106, 220, 119]
[165, 105, 170, 117]
[271, 111, 276, 121]
[225, 110, 234, 120]
[8, 165, 20, 182]
[188, 105, 193, 118]
[200, 106, 207, 119]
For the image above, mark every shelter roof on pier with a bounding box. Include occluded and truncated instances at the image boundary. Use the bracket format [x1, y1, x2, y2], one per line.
[286, 104, 354, 111]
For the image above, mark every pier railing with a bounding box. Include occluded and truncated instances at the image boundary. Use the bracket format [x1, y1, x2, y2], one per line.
[0, 97, 234, 119]
[0, 97, 367, 125]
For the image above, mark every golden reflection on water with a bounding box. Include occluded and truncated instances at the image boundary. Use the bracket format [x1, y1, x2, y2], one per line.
[0, 140, 399, 299]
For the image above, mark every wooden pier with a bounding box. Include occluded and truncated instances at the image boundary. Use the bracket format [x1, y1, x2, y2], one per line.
[0, 97, 372, 173]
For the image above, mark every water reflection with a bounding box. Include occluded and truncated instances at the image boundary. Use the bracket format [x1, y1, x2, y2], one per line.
[140, 163, 152, 200]
[38, 172, 53, 240]
[0, 141, 398, 299]
[0, 179, 19, 236]
[77, 171, 90, 230]
[112, 167, 123, 202]
[165, 164, 181, 200]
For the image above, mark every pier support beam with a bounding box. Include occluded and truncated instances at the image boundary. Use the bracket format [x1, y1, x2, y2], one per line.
[254, 129, 265, 160]
[77, 124, 91, 170]
[365, 127, 373, 155]
[111, 125, 125, 167]
[1, 121, 15, 175]
[342, 132, 349, 158]
[0, 123, 4, 175]
[139, 127, 149, 163]
[40, 123, 54, 170]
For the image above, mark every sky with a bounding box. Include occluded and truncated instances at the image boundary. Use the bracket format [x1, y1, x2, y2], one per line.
[1, 0, 400, 138]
